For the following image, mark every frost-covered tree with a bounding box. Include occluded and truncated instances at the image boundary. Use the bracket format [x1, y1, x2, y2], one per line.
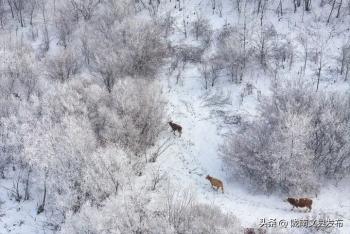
[1, 48, 39, 101]
[20, 87, 132, 212]
[46, 48, 81, 83]
[87, 79, 167, 156]
[338, 42, 350, 81]
[60, 188, 243, 234]
[158, 11, 175, 38]
[55, 2, 78, 48]
[216, 25, 252, 83]
[222, 80, 350, 195]
[87, 18, 166, 92]
[254, 24, 277, 69]
[190, 14, 211, 43]
[70, 0, 101, 21]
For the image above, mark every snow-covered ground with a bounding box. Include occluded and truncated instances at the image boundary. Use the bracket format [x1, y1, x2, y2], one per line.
[1, 0, 350, 233]
[155, 62, 350, 232]
[2, 63, 349, 233]
[0, 185, 48, 233]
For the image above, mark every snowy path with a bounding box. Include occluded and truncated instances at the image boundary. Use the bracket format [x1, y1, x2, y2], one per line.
[0, 180, 49, 233]
[158, 70, 350, 232]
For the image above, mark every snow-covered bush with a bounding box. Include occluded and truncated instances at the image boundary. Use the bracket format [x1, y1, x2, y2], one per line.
[86, 17, 167, 93]
[70, 0, 101, 21]
[158, 12, 175, 38]
[46, 48, 82, 83]
[55, 3, 78, 48]
[165, 188, 242, 233]
[222, 80, 350, 195]
[0, 48, 38, 101]
[310, 92, 350, 181]
[200, 55, 224, 89]
[338, 42, 350, 81]
[78, 78, 167, 155]
[254, 24, 278, 69]
[190, 15, 212, 47]
[216, 25, 252, 83]
[61, 193, 170, 234]
[170, 45, 205, 73]
[0, 48, 40, 176]
[22, 114, 97, 211]
[60, 189, 242, 234]
[0, 116, 23, 178]
[0, 67, 166, 211]
[112, 80, 167, 156]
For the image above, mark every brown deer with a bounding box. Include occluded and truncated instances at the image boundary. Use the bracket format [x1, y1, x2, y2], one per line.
[206, 175, 224, 193]
[168, 121, 182, 137]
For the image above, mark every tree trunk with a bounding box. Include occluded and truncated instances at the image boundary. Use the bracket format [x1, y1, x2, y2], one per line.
[327, 0, 336, 24]
[336, 0, 343, 18]
[37, 178, 47, 214]
[257, 0, 262, 14]
[24, 168, 31, 200]
[304, 0, 311, 12]
[277, 0, 283, 17]
[340, 48, 345, 75]
[7, 0, 14, 18]
[316, 53, 322, 92]
[345, 64, 349, 81]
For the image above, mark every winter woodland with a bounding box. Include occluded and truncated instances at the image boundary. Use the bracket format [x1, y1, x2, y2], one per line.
[0, 0, 350, 233]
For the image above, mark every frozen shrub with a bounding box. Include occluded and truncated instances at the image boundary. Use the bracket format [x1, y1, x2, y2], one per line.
[46, 48, 81, 83]
[5, 72, 167, 213]
[55, 6, 77, 48]
[222, 80, 350, 195]
[158, 11, 175, 38]
[88, 18, 167, 93]
[0, 117, 23, 178]
[170, 45, 205, 73]
[60, 189, 242, 234]
[255, 24, 278, 69]
[216, 25, 251, 83]
[70, 0, 101, 21]
[178, 203, 242, 233]
[60, 193, 171, 234]
[1, 48, 38, 101]
[190, 15, 212, 47]
[84, 78, 167, 155]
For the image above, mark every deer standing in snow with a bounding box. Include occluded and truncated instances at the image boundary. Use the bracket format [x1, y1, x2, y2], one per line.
[206, 175, 224, 193]
[168, 121, 182, 137]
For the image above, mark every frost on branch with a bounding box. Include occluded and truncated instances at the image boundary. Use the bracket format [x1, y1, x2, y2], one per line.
[222, 80, 350, 195]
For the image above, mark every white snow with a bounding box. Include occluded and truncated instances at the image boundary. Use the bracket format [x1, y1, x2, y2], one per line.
[155, 64, 350, 231]
[1, 0, 350, 233]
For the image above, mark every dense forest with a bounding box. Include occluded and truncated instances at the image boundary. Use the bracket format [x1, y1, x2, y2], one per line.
[0, 0, 350, 233]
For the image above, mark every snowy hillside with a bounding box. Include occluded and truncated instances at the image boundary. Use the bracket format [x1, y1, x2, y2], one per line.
[1, 0, 350, 233]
